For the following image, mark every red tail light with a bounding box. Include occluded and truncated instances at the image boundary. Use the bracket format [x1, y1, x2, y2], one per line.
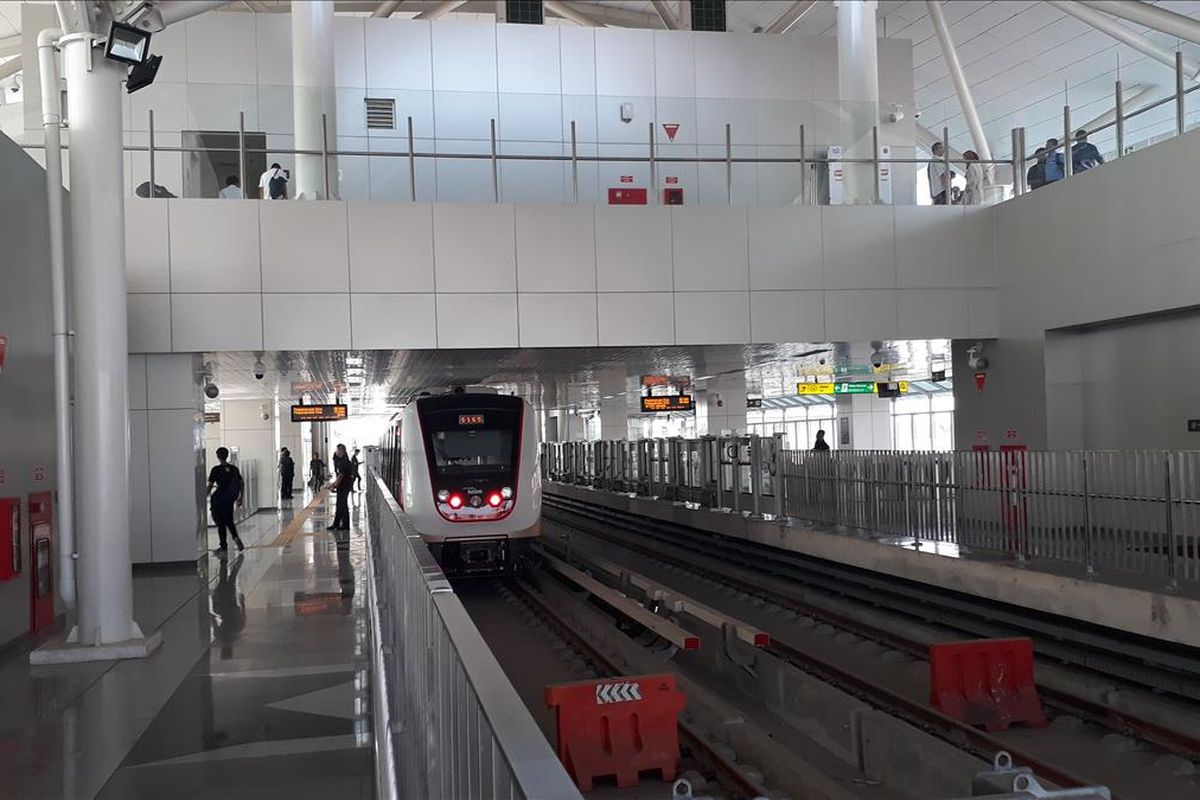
[487, 492, 502, 507]
[448, 494, 464, 509]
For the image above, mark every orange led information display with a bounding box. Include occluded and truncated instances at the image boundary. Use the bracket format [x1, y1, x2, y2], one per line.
[291, 404, 348, 422]
[458, 414, 485, 426]
[640, 394, 694, 413]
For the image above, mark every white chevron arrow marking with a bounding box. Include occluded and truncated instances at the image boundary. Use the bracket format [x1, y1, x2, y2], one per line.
[594, 682, 643, 705]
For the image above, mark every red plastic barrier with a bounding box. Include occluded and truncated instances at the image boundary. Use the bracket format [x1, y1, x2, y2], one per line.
[545, 673, 686, 791]
[929, 637, 1047, 731]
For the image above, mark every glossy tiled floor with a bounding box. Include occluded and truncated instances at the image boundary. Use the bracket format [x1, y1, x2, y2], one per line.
[0, 491, 374, 800]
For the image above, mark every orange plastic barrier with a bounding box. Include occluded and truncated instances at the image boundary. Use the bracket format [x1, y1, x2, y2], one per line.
[545, 673, 686, 791]
[929, 637, 1047, 731]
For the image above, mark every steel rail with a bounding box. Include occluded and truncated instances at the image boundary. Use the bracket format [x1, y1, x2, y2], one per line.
[543, 495, 1200, 763]
[506, 579, 771, 800]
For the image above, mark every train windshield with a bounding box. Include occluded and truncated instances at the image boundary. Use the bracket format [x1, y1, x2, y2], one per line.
[430, 428, 514, 473]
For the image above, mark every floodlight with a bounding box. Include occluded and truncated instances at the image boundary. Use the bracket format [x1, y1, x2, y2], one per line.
[126, 54, 162, 94]
[105, 21, 152, 65]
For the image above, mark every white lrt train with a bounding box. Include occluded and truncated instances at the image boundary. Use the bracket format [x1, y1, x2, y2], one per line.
[380, 391, 541, 575]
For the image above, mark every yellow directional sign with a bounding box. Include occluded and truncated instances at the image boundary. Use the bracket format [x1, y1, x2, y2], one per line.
[797, 383, 836, 396]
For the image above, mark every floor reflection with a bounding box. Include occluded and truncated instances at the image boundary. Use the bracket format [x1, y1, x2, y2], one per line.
[210, 556, 247, 658]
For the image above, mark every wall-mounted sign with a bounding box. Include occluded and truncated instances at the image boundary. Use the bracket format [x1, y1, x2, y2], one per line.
[291, 404, 348, 422]
[746, 398, 763, 409]
[203, 412, 221, 423]
[640, 395, 693, 413]
[932, 369, 947, 382]
[1189, 419, 1200, 433]
[641, 375, 691, 390]
[662, 123, 680, 141]
[876, 382, 905, 398]
[797, 383, 836, 396]
[796, 381, 906, 396]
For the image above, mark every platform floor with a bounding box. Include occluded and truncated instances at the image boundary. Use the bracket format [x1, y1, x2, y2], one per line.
[0, 491, 374, 800]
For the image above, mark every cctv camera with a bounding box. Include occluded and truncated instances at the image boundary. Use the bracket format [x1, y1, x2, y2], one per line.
[818, 357, 827, 366]
[253, 360, 265, 380]
[913, 110, 922, 119]
[254, 370, 264, 380]
[870, 351, 885, 369]
[261, 412, 270, 421]
[204, 383, 220, 400]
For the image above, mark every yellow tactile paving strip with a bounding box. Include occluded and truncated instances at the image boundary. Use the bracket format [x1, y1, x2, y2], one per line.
[266, 488, 332, 548]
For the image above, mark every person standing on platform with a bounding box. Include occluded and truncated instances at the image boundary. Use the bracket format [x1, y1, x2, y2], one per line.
[258, 162, 289, 199]
[218, 175, 243, 199]
[279, 447, 295, 500]
[328, 444, 354, 531]
[207, 447, 245, 555]
[1071, 129, 1104, 173]
[928, 142, 954, 205]
[1027, 148, 1047, 191]
[309, 451, 326, 492]
[1042, 139, 1065, 184]
[351, 448, 362, 493]
[812, 430, 831, 452]
[962, 150, 984, 205]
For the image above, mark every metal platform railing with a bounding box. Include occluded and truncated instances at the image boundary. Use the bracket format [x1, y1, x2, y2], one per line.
[542, 440, 1200, 588]
[363, 468, 581, 800]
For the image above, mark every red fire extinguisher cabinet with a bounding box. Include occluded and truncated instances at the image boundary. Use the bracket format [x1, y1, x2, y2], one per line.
[0, 497, 20, 581]
[28, 492, 53, 634]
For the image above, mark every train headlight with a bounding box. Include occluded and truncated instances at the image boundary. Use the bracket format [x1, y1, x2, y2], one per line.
[487, 492, 502, 507]
[448, 494, 463, 509]
[500, 486, 513, 499]
[437, 489, 450, 502]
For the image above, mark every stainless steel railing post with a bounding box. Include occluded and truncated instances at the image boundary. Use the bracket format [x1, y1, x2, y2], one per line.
[649, 121, 657, 205]
[406, 115, 416, 202]
[1062, 105, 1072, 179]
[1010, 128, 1021, 196]
[238, 110, 247, 198]
[490, 118, 499, 202]
[799, 123, 807, 205]
[321, 112, 330, 198]
[1115, 80, 1125, 158]
[725, 122, 733, 205]
[1176, 51, 1186, 137]
[570, 119, 578, 203]
[148, 108, 156, 197]
[1165, 453, 1179, 589]
[872, 124, 880, 205]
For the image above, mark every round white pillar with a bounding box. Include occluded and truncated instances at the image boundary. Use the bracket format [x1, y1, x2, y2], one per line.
[62, 37, 138, 646]
[292, 0, 338, 200]
[836, 0, 880, 204]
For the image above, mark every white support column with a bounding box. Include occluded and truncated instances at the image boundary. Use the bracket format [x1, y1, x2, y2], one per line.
[836, 0, 880, 204]
[1078, 0, 1200, 48]
[292, 0, 338, 200]
[33, 34, 159, 660]
[699, 377, 747, 437]
[1047, 0, 1200, 78]
[925, 1, 991, 163]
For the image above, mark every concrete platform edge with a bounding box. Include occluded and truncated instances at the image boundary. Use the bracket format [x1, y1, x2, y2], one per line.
[546, 483, 1200, 649]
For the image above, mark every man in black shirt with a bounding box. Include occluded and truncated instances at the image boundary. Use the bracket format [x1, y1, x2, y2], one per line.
[812, 429, 831, 452]
[279, 447, 295, 500]
[351, 448, 362, 493]
[207, 447, 245, 554]
[329, 443, 354, 531]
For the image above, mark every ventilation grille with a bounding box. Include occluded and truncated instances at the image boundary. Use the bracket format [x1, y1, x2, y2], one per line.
[691, 0, 726, 32]
[365, 97, 396, 130]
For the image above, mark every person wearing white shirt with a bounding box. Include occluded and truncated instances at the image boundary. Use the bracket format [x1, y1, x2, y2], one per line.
[217, 175, 243, 199]
[258, 163, 289, 199]
[927, 141, 954, 205]
[962, 151, 984, 206]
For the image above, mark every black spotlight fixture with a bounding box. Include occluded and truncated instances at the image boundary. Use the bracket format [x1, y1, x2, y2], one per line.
[104, 21, 162, 94]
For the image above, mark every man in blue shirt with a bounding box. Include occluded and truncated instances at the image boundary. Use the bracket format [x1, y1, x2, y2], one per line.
[1071, 129, 1104, 172]
[1042, 138, 1065, 183]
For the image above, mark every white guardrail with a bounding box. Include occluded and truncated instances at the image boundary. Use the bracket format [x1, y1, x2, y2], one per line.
[363, 467, 582, 800]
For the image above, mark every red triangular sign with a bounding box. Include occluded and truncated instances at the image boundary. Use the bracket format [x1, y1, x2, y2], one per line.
[974, 371, 987, 393]
[663, 123, 680, 141]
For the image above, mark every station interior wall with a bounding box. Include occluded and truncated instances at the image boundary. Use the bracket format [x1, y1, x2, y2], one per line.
[127, 354, 207, 563]
[204, 400, 303, 513]
[13, 16, 917, 206]
[0, 136, 56, 648]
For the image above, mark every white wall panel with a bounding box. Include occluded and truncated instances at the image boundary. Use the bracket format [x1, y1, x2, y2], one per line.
[694, 32, 756, 99]
[186, 83, 260, 132]
[675, 291, 750, 344]
[128, 410, 152, 564]
[334, 17, 368, 89]
[824, 289, 899, 341]
[755, 37, 811, 101]
[147, 353, 198, 410]
[172, 294, 263, 351]
[348, 202, 435, 292]
[350, 293, 437, 349]
[515, 205, 595, 291]
[126, 198, 170, 292]
[148, 22, 187, 84]
[436, 293, 518, 348]
[498, 24, 561, 94]
[518, 293, 598, 347]
[822, 206, 897, 290]
[431, 23, 497, 93]
[433, 91, 498, 140]
[894, 205, 968, 288]
[654, 30, 695, 98]
[128, 294, 172, 353]
[597, 292, 675, 345]
[750, 290, 826, 343]
[748, 205, 823, 290]
[129, 82, 187, 133]
[967, 288, 999, 338]
[559, 28, 597, 96]
[263, 293, 351, 350]
[595, 206, 673, 292]
[594, 29, 655, 97]
[169, 200, 262, 292]
[260, 202, 350, 292]
[962, 206, 997, 287]
[809, 36, 838, 100]
[433, 204, 516, 291]
[186, 13, 257, 85]
[897, 288, 969, 339]
[254, 13, 292, 86]
[671, 207, 749, 291]
[365, 19, 433, 91]
[128, 355, 149, 411]
[148, 408, 202, 562]
[498, 93, 564, 142]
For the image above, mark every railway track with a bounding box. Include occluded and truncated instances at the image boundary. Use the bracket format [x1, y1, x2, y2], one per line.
[542, 491, 1200, 799]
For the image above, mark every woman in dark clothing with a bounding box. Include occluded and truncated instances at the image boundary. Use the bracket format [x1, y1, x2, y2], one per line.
[279, 448, 295, 499]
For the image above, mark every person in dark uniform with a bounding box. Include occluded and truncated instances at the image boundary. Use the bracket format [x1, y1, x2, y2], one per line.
[812, 429, 831, 452]
[206, 447, 245, 555]
[351, 448, 362, 493]
[328, 443, 354, 531]
[279, 447, 295, 500]
[309, 451, 326, 493]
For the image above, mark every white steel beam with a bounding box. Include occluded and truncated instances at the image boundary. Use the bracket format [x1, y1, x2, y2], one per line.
[0, 56, 20, 80]
[1079, 0, 1200, 48]
[544, 0, 604, 27]
[650, 0, 678, 30]
[0, 34, 21, 58]
[1078, 82, 1157, 131]
[764, 0, 818, 34]
[925, 0, 992, 160]
[413, 0, 467, 20]
[1047, 0, 1200, 78]
[371, 0, 403, 16]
